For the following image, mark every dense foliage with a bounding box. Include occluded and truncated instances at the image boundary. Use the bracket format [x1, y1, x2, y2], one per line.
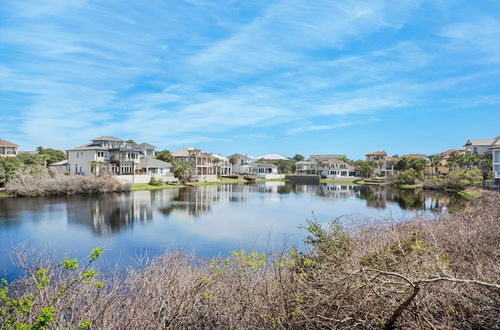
[36, 147, 67, 165]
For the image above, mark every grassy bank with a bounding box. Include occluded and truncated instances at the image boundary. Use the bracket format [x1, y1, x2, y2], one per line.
[0, 191, 11, 198]
[2, 193, 498, 329]
[132, 178, 286, 191]
[319, 178, 358, 184]
[131, 183, 184, 191]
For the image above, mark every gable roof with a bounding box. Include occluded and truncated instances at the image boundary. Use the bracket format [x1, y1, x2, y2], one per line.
[49, 159, 69, 166]
[140, 157, 172, 168]
[137, 142, 156, 148]
[0, 139, 19, 147]
[228, 153, 253, 161]
[257, 153, 288, 160]
[68, 143, 109, 151]
[365, 151, 387, 156]
[91, 136, 124, 142]
[490, 136, 500, 149]
[439, 149, 464, 156]
[464, 139, 495, 147]
[402, 153, 427, 159]
[172, 147, 202, 157]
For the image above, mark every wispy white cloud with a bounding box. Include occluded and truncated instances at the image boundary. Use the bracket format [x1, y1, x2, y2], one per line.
[1, 0, 499, 154]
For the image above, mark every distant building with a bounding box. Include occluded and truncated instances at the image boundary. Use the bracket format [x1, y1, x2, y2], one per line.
[229, 153, 254, 175]
[213, 154, 233, 176]
[172, 147, 217, 182]
[48, 159, 69, 175]
[464, 139, 496, 155]
[0, 139, 19, 157]
[66, 136, 172, 182]
[295, 160, 320, 175]
[365, 151, 396, 177]
[308, 154, 346, 162]
[321, 159, 358, 178]
[257, 153, 288, 160]
[402, 153, 427, 160]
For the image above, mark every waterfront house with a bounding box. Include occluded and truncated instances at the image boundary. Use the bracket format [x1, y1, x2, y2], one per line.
[308, 154, 346, 162]
[464, 138, 495, 155]
[172, 147, 217, 182]
[67, 136, 143, 176]
[229, 153, 254, 174]
[365, 151, 396, 177]
[295, 160, 321, 175]
[0, 139, 19, 157]
[321, 159, 359, 178]
[213, 154, 233, 176]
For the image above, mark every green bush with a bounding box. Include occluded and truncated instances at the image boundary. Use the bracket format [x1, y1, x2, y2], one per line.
[395, 168, 420, 185]
[148, 177, 164, 186]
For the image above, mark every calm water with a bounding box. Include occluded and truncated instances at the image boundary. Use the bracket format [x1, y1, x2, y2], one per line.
[0, 182, 464, 280]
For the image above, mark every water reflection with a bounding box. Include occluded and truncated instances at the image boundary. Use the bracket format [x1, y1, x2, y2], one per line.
[1, 183, 469, 281]
[0, 184, 466, 236]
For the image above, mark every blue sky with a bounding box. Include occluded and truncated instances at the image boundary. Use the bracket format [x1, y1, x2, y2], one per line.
[1, 0, 499, 159]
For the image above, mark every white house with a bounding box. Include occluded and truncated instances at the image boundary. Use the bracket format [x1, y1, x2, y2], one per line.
[464, 139, 495, 155]
[295, 160, 320, 175]
[67, 136, 142, 176]
[229, 153, 254, 174]
[321, 159, 359, 178]
[213, 154, 233, 176]
[66, 136, 176, 184]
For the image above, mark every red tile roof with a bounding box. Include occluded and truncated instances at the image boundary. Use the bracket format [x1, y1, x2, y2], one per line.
[0, 139, 19, 147]
[365, 151, 387, 156]
[402, 153, 426, 159]
[439, 149, 464, 156]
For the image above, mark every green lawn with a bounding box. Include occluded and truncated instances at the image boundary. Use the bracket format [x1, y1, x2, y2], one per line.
[131, 178, 287, 191]
[320, 178, 359, 184]
[0, 191, 11, 198]
[398, 184, 424, 189]
[131, 183, 184, 191]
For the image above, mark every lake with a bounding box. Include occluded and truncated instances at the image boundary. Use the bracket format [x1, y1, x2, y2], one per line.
[0, 182, 465, 280]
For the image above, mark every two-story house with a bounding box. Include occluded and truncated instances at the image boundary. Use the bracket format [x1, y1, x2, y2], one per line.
[229, 153, 254, 174]
[464, 139, 495, 155]
[295, 160, 320, 175]
[321, 159, 358, 178]
[0, 139, 19, 157]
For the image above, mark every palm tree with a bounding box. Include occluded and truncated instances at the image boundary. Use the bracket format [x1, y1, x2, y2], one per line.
[427, 154, 443, 175]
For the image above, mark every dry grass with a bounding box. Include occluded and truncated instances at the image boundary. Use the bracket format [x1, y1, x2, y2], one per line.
[5, 167, 130, 197]
[1, 193, 499, 329]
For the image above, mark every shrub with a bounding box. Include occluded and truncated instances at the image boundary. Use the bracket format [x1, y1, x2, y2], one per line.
[1, 193, 499, 328]
[423, 169, 483, 191]
[5, 168, 130, 197]
[148, 177, 164, 186]
[390, 168, 420, 185]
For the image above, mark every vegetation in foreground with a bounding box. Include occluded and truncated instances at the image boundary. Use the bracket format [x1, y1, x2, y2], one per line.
[1, 193, 499, 329]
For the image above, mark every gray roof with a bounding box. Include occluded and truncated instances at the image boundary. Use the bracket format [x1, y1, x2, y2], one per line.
[49, 159, 69, 166]
[490, 137, 500, 149]
[67, 143, 108, 151]
[137, 142, 156, 148]
[91, 136, 124, 142]
[464, 139, 495, 147]
[228, 153, 252, 161]
[140, 157, 172, 168]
